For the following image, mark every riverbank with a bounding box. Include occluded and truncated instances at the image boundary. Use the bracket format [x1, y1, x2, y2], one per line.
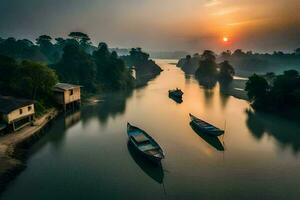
[0, 108, 59, 193]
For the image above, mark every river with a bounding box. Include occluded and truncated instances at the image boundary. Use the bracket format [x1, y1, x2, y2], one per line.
[2, 59, 300, 200]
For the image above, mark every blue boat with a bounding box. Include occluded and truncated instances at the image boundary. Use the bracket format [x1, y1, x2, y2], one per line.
[189, 113, 224, 136]
[127, 123, 165, 164]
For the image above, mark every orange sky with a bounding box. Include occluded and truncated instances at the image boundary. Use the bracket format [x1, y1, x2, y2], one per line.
[1, 0, 300, 52]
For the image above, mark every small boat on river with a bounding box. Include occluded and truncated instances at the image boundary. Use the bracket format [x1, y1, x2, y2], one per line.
[127, 123, 165, 164]
[190, 122, 224, 151]
[189, 113, 224, 136]
[168, 88, 183, 99]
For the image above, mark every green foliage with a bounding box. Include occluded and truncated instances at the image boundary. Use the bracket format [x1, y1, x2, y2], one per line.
[193, 51, 235, 86]
[0, 55, 19, 93]
[0, 37, 46, 62]
[195, 50, 218, 78]
[69, 32, 90, 42]
[54, 41, 133, 92]
[93, 42, 134, 90]
[55, 43, 97, 92]
[246, 70, 300, 111]
[219, 61, 235, 81]
[122, 48, 162, 77]
[0, 55, 58, 103]
[15, 60, 58, 99]
[34, 100, 47, 116]
[245, 74, 269, 102]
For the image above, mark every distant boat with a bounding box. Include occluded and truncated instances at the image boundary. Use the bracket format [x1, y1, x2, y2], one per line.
[127, 123, 165, 164]
[168, 94, 183, 104]
[168, 88, 183, 99]
[189, 113, 224, 136]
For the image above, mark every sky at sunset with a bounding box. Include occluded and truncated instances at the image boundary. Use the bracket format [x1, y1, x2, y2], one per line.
[1, 0, 300, 52]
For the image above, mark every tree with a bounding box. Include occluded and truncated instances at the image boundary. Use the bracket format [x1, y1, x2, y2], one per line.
[196, 50, 218, 77]
[220, 50, 231, 60]
[68, 32, 90, 43]
[93, 43, 133, 90]
[0, 55, 19, 93]
[294, 48, 300, 56]
[219, 60, 235, 81]
[36, 35, 52, 44]
[36, 35, 55, 62]
[14, 60, 58, 99]
[201, 50, 216, 61]
[55, 43, 96, 92]
[245, 74, 269, 105]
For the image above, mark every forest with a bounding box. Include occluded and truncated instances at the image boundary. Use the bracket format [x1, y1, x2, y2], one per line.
[245, 70, 300, 115]
[0, 32, 162, 112]
[178, 49, 300, 76]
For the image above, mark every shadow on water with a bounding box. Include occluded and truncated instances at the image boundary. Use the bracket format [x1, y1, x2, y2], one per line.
[189, 122, 225, 151]
[219, 79, 248, 100]
[29, 110, 82, 157]
[246, 109, 300, 154]
[196, 74, 218, 89]
[127, 141, 164, 184]
[81, 90, 133, 125]
[135, 71, 161, 89]
[168, 94, 183, 104]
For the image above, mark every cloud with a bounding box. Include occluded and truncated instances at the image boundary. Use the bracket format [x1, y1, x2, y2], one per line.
[204, 0, 221, 7]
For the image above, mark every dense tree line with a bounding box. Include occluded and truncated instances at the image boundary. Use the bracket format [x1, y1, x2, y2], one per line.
[245, 70, 300, 112]
[219, 49, 300, 76]
[54, 42, 134, 92]
[122, 48, 162, 76]
[0, 33, 162, 92]
[178, 48, 300, 77]
[0, 55, 58, 113]
[178, 50, 235, 82]
[177, 50, 235, 88]
[0, 32, 97, 64]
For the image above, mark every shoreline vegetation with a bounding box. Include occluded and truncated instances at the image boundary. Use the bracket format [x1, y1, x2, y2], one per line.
[177, 50, 300, 119]
[0, 32, 163, 114]
[0, 108, 58, 193]
[0, 32, 163, 193]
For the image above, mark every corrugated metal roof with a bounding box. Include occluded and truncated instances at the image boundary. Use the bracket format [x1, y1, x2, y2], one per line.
[53, 83, 81, 91]
[0, 96, 34, 114]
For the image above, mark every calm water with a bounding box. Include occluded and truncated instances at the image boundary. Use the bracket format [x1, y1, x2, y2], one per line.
[2, 59, 300, 200]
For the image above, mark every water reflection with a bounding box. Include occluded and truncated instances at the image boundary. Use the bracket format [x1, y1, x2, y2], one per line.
[246, 109, 300, 154]
[190, 122, 225, 151]
[29, 110, 81, 156]
[64, 110, 81, 129]
[81, 90, 133, 125]
[127, 141, 164, 184]
[135, 71, 160, 89]
[196, 75, 217, 89]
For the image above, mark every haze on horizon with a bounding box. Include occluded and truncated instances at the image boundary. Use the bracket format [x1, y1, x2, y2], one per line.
[1, 0, 300, 53]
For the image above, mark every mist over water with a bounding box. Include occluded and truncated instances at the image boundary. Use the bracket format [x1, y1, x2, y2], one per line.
[2, 59, 300, 200]
[1, 0, 300, 51]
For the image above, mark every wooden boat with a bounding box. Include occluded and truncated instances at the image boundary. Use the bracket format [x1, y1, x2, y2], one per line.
[189, 113, 224, 136]
[190, 122, 224, 151]
[127, 123, 164, 163]
[168, 88, 183, 99]
[168, 94, 183, 104]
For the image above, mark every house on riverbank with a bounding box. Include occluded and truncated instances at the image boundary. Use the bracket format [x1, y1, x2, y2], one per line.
[0, 96, 35, 132]
[52, 83, 81, 111]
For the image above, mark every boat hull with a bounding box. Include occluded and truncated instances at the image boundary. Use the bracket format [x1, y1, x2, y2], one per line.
[127, 123, 164, 164]
[128, 140, 163, 164]
[189, 114, 224, 137]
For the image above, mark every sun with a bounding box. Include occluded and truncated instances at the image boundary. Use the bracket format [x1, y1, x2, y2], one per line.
[223, 37, 229, 42]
